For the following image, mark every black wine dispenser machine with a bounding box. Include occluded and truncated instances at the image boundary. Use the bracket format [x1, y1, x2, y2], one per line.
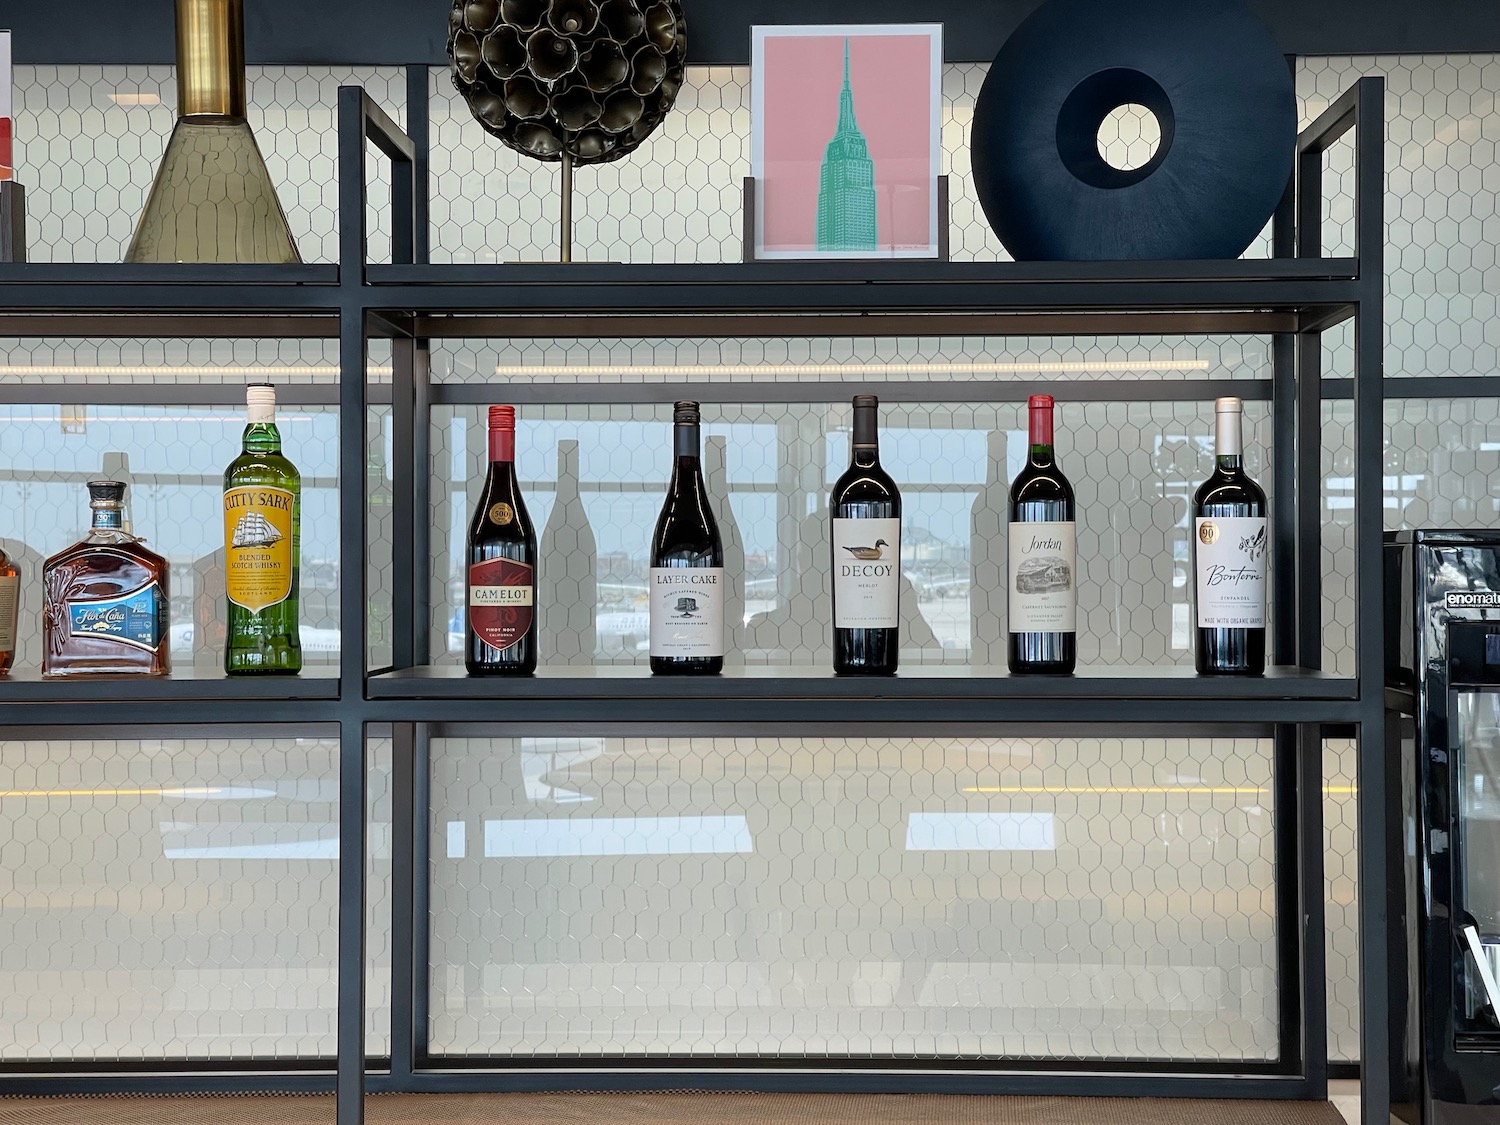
[1387, 530, 1500, 1123]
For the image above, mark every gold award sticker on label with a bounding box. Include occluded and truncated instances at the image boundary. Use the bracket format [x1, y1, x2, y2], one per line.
[1198, 521, 1219, 545]
[489, 502, 514, 525]
[224, 486, 295, 612]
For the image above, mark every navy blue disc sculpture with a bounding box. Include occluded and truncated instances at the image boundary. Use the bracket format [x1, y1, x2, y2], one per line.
[971, 0, 1295, 261]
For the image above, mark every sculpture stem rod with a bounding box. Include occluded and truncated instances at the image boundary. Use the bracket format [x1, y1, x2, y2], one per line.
[560, 148, 574, 263]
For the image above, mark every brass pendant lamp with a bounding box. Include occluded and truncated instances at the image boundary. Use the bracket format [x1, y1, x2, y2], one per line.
[125, 0, 301, 263]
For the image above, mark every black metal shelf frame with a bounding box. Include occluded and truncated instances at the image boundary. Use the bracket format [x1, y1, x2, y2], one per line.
[0, 78, 1395, 1125]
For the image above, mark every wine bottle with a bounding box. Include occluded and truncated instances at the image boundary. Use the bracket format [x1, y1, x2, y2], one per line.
[1008, 394, 1076, 674]
[0, 543, 18, 676]
[1193, 396, 1267, 675]
[649, 401, 725, 675]
[224, 383, 302, 675]
[466, 405, 538, 675]
[831, 394, 901, 675]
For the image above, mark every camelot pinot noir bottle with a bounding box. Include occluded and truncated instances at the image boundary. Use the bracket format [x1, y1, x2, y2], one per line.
[831, 394, 901, 675]
[466, 405, 538, 675]
[1193, 397, 1267, 676]
[1008, 394, 1076, 674]
[649, 401, 725, 675]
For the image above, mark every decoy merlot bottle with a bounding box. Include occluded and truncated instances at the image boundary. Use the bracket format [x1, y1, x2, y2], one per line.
[1008, 394, 1076, 674]
[649, 401, 725, 675]
[1193, 397, 1267, 675]
[831, 395, 901, 675]
[465, 405, 538, 675]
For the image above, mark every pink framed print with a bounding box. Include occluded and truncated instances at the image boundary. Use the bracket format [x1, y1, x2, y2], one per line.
[0, 31, 11, 181]
[750, 23, 942, 260]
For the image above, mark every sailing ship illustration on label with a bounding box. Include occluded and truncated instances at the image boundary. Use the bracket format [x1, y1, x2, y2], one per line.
[230, 511, 285, 549]
[223, 486, 296, 613]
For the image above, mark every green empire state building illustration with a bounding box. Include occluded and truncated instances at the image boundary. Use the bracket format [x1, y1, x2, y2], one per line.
[816, 39, 879, 252]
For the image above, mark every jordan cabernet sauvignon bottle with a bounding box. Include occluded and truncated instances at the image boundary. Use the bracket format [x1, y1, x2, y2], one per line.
[649, 401, 725, 675]
[831, 394, 901, 675]
[466, 405, 538, 675]
[1008, 394, 1076, 675]
[1193, 397, 1267, 675]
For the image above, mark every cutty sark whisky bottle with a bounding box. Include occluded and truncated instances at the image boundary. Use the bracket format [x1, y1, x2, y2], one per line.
[42, 481, 171, 677]
[224, 383, 301, 674]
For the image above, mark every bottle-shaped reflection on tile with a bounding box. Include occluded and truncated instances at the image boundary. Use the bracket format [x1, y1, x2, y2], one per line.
[539, 439, 597, 665]
[970, 428, 1007, 667]
[704, 435, 745, 665]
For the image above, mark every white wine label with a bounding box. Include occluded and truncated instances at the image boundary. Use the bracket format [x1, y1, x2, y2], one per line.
[1195, 516, 1268, 628]
[649, 567, 725, 657]
[1008, 520, 1076, 633]
[0, 574, 17, 651]
[833, 517, 901, 629]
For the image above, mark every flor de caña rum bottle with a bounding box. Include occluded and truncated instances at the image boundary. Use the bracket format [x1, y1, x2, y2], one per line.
[466, 405, 538, 675]
[1008, 394, 1077, 674]
[224, 383, 302, 674]
[42, 481, 170, 677]
[1193, 396, 1268, 675]
[649, 401, 725, 675]
[0, 543, 18, 676]
[831, 394, 901, 675]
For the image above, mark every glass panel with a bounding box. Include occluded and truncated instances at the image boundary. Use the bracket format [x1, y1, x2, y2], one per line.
[429, 732, 1278, 1062]
[0, 732, 393, 1060]
[1456, 691, 1500, 1025]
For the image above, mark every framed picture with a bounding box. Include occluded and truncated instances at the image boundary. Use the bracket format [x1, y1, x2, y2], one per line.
[750, 23, 942, 260]
[0, 31, 11, 181]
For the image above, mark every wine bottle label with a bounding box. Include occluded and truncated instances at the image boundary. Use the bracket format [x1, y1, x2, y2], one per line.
[649, 567, 725, 657]
[0, 574, 17, 651]
[66, 582, 166, 651]
[224, 486, 296, 613]
[1195, 516, 1268, 628]
[469, 558, 535, 652]
[833, 517, 901, 629]
[1008, 520, 1076, 633]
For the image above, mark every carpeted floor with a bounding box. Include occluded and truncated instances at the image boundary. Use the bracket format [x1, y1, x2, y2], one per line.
[0, 1092, 1351, 1125]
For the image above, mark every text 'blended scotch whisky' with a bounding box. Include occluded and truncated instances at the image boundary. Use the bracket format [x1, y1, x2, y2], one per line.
[224, 383, 302, 674]
[42, 481, 170, 677]
[466, 405, 538, 675]
[831, 394, 901, 675]
[1193, 396, 1268, 676]
[1008, 394, 1077, 675]
[649, 401, 725, 675]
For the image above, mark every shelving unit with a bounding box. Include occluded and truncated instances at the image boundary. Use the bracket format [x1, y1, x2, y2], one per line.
[0, 80, 1390, 1125]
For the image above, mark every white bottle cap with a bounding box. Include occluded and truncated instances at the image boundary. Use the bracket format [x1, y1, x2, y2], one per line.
[1215, 396, 1243, 413]
[246, 383, 277, 424]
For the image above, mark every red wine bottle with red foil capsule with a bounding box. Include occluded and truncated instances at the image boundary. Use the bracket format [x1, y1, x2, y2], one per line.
[1008, 394, 1076, 674]
[466, 406, 538, 675]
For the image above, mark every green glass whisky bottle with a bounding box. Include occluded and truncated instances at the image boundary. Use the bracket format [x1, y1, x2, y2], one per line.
[223, 383, 302, 674]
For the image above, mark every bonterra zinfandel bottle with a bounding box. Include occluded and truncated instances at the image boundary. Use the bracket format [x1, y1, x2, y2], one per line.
[224, 383, 302, 674]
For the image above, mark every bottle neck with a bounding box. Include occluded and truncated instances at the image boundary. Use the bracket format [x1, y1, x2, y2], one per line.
[852, 405, 879, 468]
[91, 507, 125, 532]
[489, 427, 516, 463]
[1028, 404, 1055, 465]
[674, 420, 701, 465]
[1216, 409, 1243, 472]
[242, 421, 282, 454]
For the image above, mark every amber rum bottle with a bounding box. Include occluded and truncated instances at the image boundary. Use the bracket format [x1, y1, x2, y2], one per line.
[0, 543, 18, 676]
[42, 481, 170, 677]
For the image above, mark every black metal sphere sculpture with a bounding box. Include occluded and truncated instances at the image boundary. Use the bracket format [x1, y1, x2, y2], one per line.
[448, 0, 687, 165]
